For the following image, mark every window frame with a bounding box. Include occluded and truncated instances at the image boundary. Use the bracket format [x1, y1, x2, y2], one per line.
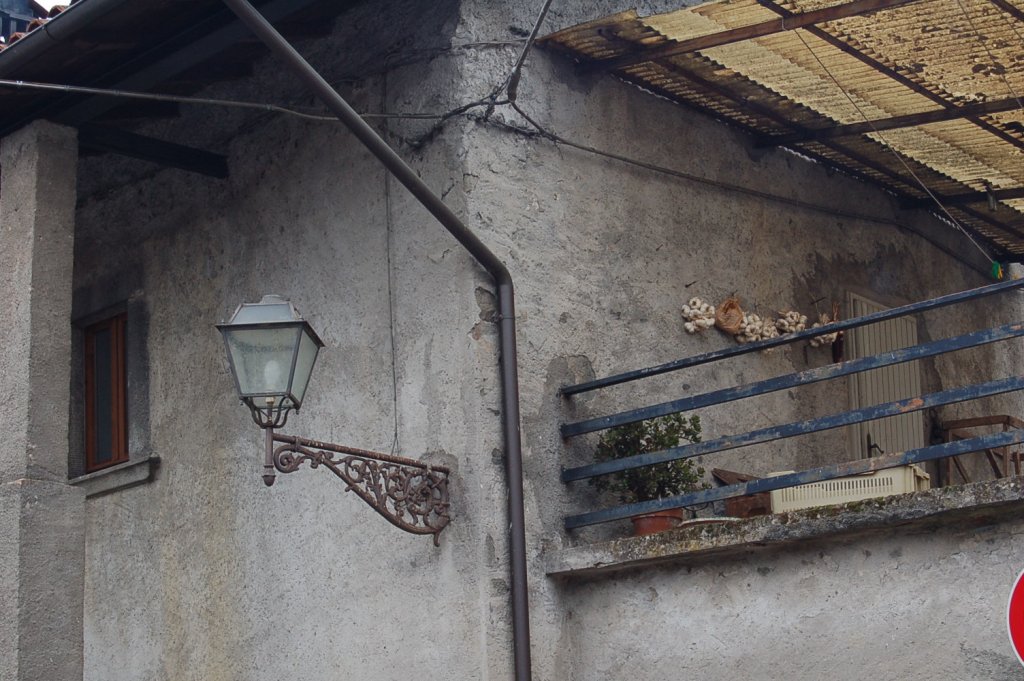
[83, 312, 128, 473]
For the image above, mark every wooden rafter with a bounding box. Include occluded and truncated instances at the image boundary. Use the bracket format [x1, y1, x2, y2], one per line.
[584, 0, 924, 73]
[758, 96, 1024, 146]
[989, 0, 1024, 23]
[902, 187, 1024, 209]
[78, 125, 228, 178]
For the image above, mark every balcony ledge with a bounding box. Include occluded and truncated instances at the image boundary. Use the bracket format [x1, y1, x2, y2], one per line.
[544, 477, 1024, 578]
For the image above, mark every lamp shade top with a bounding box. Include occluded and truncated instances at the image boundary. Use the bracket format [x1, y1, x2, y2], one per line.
[228, 294, 303, 325]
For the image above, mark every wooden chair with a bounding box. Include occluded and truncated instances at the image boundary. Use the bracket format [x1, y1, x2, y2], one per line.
[938, 415, 1023, 486]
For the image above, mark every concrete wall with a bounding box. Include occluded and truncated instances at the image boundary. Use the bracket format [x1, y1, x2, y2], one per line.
[554, 516, 1024, 681]
[64, 1, 1024, 680]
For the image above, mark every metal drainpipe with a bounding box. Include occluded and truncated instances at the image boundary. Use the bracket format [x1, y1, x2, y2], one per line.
[220, 2, 532, 680]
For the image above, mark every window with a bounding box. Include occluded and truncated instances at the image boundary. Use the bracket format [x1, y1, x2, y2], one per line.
[83, 313, 128, 472]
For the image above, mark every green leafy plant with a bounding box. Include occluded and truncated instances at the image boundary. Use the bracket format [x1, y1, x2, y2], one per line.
[593, 413, 708, 504]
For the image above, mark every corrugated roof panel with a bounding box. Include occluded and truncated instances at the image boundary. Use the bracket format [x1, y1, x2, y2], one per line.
[540, 0, 1024, 259]
[833, 0, 1024, 101]
[872, 126, 1020, 186]
[701, 33, 915, 121]
[911, 120, 1024, 186]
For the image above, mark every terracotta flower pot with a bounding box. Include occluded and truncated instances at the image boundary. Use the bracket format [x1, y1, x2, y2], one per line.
[630, 508, 685, 536]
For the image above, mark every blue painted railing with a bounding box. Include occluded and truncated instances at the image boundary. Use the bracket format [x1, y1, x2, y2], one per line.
[559, 278, 1024, 530]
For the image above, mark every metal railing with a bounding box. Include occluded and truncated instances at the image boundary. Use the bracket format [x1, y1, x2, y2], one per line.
[559, 278, 1024, 530]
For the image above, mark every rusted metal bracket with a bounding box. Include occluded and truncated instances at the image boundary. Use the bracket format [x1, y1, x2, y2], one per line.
[264, 431, 450, 545]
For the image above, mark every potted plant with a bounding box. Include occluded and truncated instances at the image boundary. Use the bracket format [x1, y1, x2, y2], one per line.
[593, 413, 707, 536]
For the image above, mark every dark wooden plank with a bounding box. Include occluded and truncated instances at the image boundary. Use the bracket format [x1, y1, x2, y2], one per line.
[711, 468, 761, 485]
[95, 99, 180, 121]
[943, 415, 1022, 430]
[759, 96, 1024, 146]
[52, 0, 331, 127]
[989, 0, 1024, 23]
[902, 187, 1024, 209]
[78, 125, 228, 178]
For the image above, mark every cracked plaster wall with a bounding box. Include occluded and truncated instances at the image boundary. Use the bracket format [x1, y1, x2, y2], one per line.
[65, 1, 1024, 680]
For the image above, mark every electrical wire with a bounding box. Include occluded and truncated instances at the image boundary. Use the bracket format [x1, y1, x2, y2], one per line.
[791, 29, 996, 263]
[402, 18, 544, 146]
[405, 96, 510, 148]
[487, 102, 991, 272]
[0, 78, 455, 121]
[382, 72, 402, 459]
[499, 0, 555, 103]
[34, 63, 933, 236]
[508, 101, 907, 227]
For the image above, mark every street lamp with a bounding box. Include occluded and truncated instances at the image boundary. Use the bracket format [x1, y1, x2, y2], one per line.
[217, 295, 324, 429]
[217, 295, 450, 544]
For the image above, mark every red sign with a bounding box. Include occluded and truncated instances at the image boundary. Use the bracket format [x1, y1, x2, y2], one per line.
[1009, 569, 1024, 667]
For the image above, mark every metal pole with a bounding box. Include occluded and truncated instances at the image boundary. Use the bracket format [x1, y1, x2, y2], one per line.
[218, 2, 531, 679]
[263, 426, 275, 487]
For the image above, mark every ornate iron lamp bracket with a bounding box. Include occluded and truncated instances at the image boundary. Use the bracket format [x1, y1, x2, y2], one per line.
[263, 430, 451, 545]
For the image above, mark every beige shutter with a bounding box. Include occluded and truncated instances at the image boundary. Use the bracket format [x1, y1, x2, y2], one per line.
[846, 292, 925, 458]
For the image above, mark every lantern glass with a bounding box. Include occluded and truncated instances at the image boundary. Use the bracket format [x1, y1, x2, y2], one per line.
[222, 324, 304, 407]
[218, 295, 324, 413]
[291, 326, 320, 406]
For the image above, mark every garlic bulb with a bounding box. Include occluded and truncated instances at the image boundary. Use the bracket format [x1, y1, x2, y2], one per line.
[735, 313, 780, 344]
[681, 296, 715, 334]
[775, 310, 808, 334]
[809, 313, 839, 347]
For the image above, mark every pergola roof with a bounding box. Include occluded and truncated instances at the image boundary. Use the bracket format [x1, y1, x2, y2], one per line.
[541, 0, 1024, 261]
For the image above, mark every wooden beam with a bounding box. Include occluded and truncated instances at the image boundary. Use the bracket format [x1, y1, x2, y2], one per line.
[902, 187, 1024, 209]
[954, 204, 1024, 247]
[989, 0, 1024, 23]
[94, 100, 180, 122]
[807, 137, 1024, 242]
[637, 58, 810, 133]
[758, 96, 1024, 146]
[48, 0, 329, 128]
[78, 125, 228, 178]
[169, 58, 256, 86]
[585, 0, 923, 73]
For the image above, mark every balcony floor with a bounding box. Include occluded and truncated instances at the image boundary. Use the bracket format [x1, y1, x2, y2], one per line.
[545, 476, 1024, 578]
